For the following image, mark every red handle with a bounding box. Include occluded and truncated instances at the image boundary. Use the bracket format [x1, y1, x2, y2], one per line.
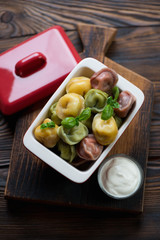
[15, 52, 47, 78]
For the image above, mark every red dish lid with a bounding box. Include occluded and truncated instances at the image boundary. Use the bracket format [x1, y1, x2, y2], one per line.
[0, 26, 81, 115]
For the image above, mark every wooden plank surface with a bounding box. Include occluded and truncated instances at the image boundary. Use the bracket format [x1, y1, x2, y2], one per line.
[0, 0, 160, 239]
[4, 24, 153, 213]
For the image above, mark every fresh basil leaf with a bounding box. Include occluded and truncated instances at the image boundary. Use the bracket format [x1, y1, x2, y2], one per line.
[107, 96, 116, 107]
[107, 96, 113, 105]
[75, 117, 79, 126]
[61, 108, 91, 129]
[40, 123, 47, 129]
[78, 107, 91, 121]
[40, 121, 55, 129]
[112, 101, 120, 109]
[112, 86, 119, 101]
[47, 121, 55, 128]
[101, 104, 113, 120]
[107, 96, 120, 109]
[61, 117, 77, 129]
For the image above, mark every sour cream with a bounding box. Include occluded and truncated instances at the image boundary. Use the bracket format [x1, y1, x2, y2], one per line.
[98, 155, 143, 199]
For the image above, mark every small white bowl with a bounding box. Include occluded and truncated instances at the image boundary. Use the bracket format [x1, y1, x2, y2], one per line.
[23, 58, 144, 183]
[97, 154, 144, 199]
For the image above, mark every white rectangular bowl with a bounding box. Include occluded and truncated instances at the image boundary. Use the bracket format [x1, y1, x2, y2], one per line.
[23, 58, 144, 183]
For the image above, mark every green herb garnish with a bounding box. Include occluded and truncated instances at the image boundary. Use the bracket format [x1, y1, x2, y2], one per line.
[101, 104, 114, 120]
[101, 87, 120, 120]
[40, 121, 55, 129]
[61, 117, 79, 129]
[78, 107, 91, 121]
[107, 96, 120, 108]
[61, 107, 91, 129]
[112, 86, 119, 101]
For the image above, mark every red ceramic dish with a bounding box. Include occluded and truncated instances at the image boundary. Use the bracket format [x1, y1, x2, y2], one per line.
[0, 26, 81, 115]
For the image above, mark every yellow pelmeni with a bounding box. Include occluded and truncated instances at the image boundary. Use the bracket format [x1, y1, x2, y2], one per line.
[66, 77, 91, 96]
[92, 114, 118, 145]
[56, 93, 84, 119]
[34, 118, 59, 148]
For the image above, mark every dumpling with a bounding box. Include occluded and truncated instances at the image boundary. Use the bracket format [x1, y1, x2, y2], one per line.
[84, 89, 108, 113]
[57, 140, 76, 163]
[57, 122, 88, 145]
[66, 76, 91, 96]
[92, 114, 118, 145]
[56, 93, 84, 119]
[48, 102, 61, 125]
[90, 68, 118, 93]
[114, 91, 136, 118]
[113, 115, 123, 129]
[34, 118, 59, 148]
[76, 134, 103, 160]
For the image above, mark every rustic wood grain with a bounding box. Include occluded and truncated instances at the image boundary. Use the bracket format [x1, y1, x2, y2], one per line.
[0, 0, 160, 40]
[1, 187, 159, 240]
[0, 0, 160, 239]
[4, 24, 153, 214]
[77, 23, 117, 61]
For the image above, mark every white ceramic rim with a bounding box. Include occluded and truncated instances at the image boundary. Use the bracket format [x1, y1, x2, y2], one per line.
[23, 57, 144, 183]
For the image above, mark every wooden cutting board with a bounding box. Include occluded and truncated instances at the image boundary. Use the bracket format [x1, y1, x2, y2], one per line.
[5, 24, 154, 213]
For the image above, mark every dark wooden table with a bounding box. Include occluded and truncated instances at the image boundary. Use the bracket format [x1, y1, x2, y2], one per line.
[0, 1, 160, 239]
